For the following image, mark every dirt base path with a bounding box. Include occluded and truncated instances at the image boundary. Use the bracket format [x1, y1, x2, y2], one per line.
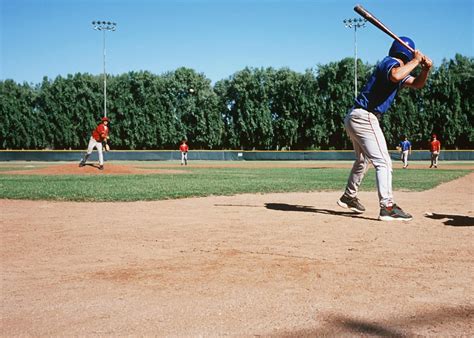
[1, 174, 473, 335]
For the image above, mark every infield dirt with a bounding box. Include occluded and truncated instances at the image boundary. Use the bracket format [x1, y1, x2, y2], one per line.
[1, 167, 473, 335]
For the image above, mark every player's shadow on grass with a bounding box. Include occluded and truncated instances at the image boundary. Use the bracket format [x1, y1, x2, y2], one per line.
[265, 203, 379, 221]
[425, 213, 474, 226]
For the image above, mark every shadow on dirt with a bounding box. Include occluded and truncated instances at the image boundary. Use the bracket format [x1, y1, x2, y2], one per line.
[80, 163, 102, 170]
[425, 213, 474, 226]
[264, 203, 379, 221]
[274, 305, 474, 337]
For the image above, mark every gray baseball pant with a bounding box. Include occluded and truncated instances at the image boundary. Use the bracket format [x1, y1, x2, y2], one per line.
[343, 108, 394, 208]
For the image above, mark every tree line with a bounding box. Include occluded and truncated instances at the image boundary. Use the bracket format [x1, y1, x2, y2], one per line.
[1, 54, 472, 150]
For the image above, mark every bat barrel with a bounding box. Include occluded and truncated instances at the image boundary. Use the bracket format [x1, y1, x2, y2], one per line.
[353, 4, 415, 54]
[354, 4, 373, 19]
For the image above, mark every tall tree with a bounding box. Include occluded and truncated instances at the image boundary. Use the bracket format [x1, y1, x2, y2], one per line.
[269, 68, 302, 150]
[312, 58, 372, 149]
[162, 67, 223, 149]
[0, 80, 37, 148]
[36, 74, 102, 149]
[218, 67, 274, 149]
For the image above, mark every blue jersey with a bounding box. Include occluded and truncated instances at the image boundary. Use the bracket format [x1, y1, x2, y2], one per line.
[354, 56, 410, 114]
[400, 140, 411, 151]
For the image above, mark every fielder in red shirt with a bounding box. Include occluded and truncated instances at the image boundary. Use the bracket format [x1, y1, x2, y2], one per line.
[79, 116, 110, 170]
[180, 139, 189, 165]
[430, 134, 441, 168]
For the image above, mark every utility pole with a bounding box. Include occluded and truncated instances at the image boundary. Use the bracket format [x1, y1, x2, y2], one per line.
[92, 21, 117, 117]
[343, 18, 366, 99]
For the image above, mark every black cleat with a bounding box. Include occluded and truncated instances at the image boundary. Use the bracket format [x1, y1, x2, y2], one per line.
[337, 194, 365, 213]
[379, 204, 412, 221]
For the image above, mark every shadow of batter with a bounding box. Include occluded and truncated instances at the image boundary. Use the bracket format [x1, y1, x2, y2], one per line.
[265, 203, 379, 221]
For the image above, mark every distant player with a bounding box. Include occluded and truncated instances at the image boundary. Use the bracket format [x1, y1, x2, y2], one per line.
[337, 37, 432, 221]
[180, 139, 189, 165]
[430, 134, 441, 168]
[399, 136, 412, 169]
[79, 116, 110, 170]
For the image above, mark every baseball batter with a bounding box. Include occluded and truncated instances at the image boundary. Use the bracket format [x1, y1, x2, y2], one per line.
[337, 37, 432, 221]
[399, 136, 412, 169]
[79, 116, 110, 170]
[180, 139, 189, 165]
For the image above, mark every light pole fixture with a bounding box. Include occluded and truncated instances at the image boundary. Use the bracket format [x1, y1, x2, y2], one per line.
[92, 21, 117, 118]
[343, 17, 366, 99]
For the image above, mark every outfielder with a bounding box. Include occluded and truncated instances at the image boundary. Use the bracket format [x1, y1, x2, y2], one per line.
[429, 134, 441, 168]
[337, 37, 432, 221]
[79, 116, 110, 170]
[180, 139, 189, 165]
[399, 136, 412, 169]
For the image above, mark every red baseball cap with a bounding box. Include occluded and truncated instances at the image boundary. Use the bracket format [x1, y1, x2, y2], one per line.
[101, 116, 110, 122]
[432, 134, 437, 138]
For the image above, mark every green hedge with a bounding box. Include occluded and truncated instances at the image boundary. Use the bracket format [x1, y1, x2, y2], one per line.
[1, 55, 473, 150]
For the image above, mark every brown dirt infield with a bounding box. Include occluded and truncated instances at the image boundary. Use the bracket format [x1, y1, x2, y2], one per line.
[1, 162, 473, 335]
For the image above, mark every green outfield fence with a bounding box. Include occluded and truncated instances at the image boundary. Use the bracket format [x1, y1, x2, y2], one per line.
[1, 150, 473, 161]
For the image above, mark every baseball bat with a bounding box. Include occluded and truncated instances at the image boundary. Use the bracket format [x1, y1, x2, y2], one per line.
[353, 4, 415, 53]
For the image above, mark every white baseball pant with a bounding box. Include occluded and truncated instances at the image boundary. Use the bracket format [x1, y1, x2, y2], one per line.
[86, 137, 104, 165]
[401, 150, 409, 167]
[343, 108, 394, 208]
[181, 152, 188, 165]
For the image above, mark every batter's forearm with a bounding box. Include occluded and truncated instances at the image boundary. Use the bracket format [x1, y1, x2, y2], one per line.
[391, 59, 420, 82]
[411, 68, 430, 89]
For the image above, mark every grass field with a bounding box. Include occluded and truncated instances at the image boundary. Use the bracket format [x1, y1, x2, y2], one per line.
[0, 162, 471, 201]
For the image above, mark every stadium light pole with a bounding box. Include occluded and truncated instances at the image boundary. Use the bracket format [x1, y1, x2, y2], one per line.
[92, 21, 117, 118]
[343, 18, 366, 99]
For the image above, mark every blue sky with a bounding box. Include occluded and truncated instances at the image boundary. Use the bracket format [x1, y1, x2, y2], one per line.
[1, 0, 473, 84]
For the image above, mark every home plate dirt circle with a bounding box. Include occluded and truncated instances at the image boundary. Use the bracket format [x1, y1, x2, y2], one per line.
[0, 168, 472, 335]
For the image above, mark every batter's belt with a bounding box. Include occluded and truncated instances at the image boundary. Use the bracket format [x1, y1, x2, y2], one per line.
[352, 106, 383, 121]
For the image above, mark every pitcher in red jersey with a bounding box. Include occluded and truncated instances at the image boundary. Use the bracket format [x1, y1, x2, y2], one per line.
[79, 116, 110, 170]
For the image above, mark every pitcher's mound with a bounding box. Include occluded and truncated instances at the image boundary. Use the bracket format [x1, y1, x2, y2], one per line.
[2, 163, 187, 175]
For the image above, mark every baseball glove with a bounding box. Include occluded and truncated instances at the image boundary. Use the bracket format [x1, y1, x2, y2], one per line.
[103, 142, 110, 152]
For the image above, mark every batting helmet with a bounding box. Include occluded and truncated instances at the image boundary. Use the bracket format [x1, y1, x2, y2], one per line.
[389, 36, 415, 63]
[101, 116, 110, 122]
